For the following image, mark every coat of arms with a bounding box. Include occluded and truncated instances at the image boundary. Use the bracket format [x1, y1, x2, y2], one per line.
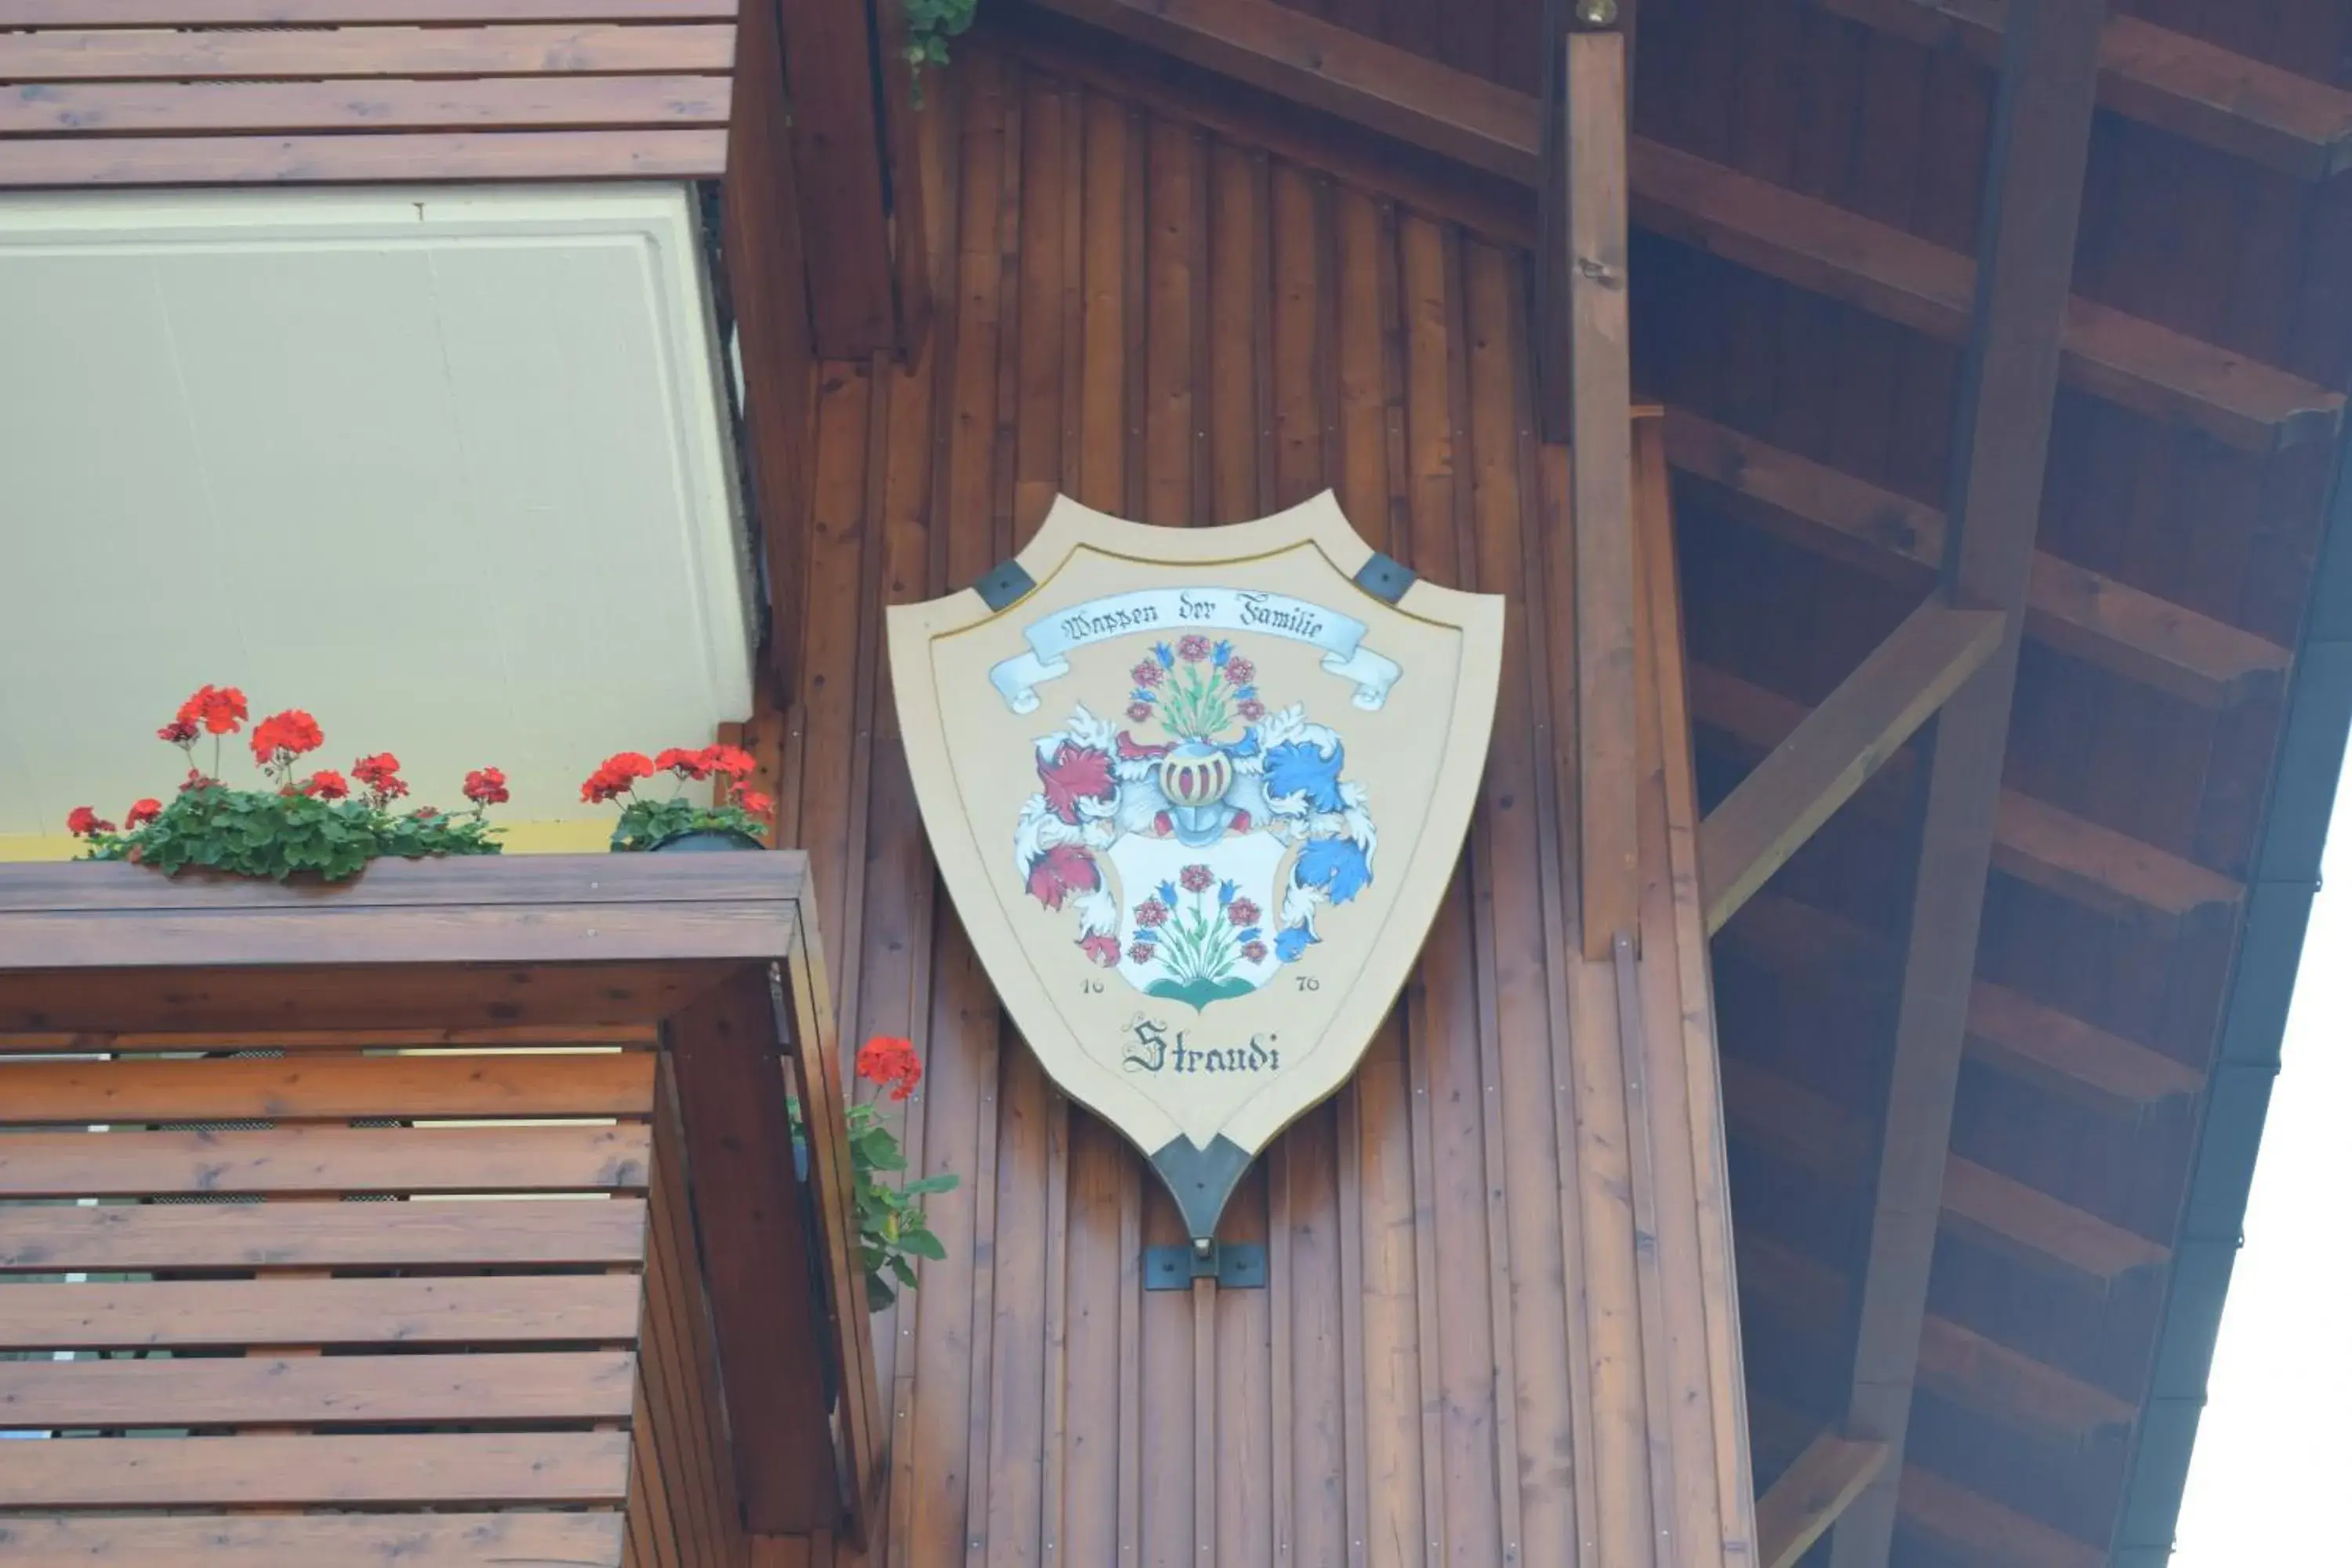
[890, 494, 1503, 1242]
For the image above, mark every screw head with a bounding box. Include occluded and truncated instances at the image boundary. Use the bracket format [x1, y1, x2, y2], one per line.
[1576, 0, 1619, 24]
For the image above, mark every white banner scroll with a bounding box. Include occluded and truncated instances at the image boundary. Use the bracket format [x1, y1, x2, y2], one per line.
[989, 586, 1403, 714]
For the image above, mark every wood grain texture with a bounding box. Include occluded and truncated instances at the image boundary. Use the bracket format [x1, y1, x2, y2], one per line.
[760, 39, 1748, 1567]
[0, 1049, 654, 1124]
[0, 1432, 631, 1508]
[0, 24, 733, 82]
[1755, 1431, 1889, 1568]
[0, 1352, 637, 1429]
[0, 1195, 649, 1272]
[0, 1512, 627, 1568]
[1830, 5, 2107, 1562]
[0, 1122, 652, 1197]
[1699, 600, 2003, 931]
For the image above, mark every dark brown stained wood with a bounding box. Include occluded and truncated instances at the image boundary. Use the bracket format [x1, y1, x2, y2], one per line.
[782, 0, 901, 356]
[0, 1512, 627, 1568]
[0, 24, 734, 81]
[1018, 0, 2345, 452]
[1722, 1058, 2165, 1286]
[1896, 1463, 2103, 1568]
[0, 1273, 644, 1351]
[1689, 664, 2245, 933]
[1755, 1431, 1889, 1568]
[1632, 136, 2341, 455]
[1720, 892, 2202, 1112]
[0, 1351, 637, 1429]
[0, 1025, 658, 1051]
[0, 1050, 654, 1124]
[0, 1195, 649, 1272]
[0, 1431, 630, 1509]
[662, 967, 840, 1535]
[1737, 1235, 2135, 1446]
[1566, 31, 1641, 957]
[1962, 978, 2201, 1110]
[0, 1, 735, 19]
[724, 0, 816, 691]
[1831, 12, 2107, 1559]
[1938, 1156, 2169, 1282]
[0, 76, 732, 136]
[0, 1122, 651, 1197]
[1659, 407, 2292, 707]
[1700, 600, 2004, 932]
[1812, 0, 2352, 180]
[0, 962, 735, 1036]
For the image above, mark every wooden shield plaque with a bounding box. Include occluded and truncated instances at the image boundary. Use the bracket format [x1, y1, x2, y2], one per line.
[889, 494, 1504, 1241]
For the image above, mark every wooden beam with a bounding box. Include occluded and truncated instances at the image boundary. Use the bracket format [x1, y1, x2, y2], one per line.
[1813, 0, 2352, 181]
[1661, 408, 2291, 710]
[1699, 601, 2004, 933]
[1717, 891, 2205, 1114]
[779, 0, 899, 355]
[1562, 32, 1639, 956]
[1832, 14, 2107, 1561]
[1756, 1431, 1890, 1568]
[1016, 0, 2343, 454]
[1689, 663, 2245, 935]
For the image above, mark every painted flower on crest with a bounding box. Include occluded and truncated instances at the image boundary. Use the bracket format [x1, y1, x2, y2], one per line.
[1037, 741, 1113, 824]
[1082, 933, 1122, 968]
[1177, 634, 1212, 663]
[1128, 941, 1156, 965]
[1131, 660, 1165, 688]
[1126, 702, 1154, 723]
[1179, 863, 1214, 895]
[1227, 896, 1261, 927]
[1025, 842, 1099, 910]
[1223, 655, 1255, 687]
[1242, 940, 1269, 963]
[1134, 898, 1170, 928]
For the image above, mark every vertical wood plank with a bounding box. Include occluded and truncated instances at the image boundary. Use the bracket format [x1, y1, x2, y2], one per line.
[1565, 30, 1640, 959]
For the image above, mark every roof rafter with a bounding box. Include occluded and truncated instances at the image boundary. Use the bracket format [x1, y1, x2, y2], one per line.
[1757, 1430, 1889, 1568]
[1699, 600, 2005, 933]
[1810, 0, 2352, 181]
[1018, 0, 2343, 454]
[1831, 13, 2107, 1558]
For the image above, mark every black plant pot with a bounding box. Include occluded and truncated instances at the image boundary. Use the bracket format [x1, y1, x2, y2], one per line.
[648, 829, 766, 854]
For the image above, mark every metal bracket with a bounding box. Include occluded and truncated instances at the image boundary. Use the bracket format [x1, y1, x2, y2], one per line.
[971, 558, 1036, 611]
[1143, 1240, 1268, 1290]
[1352, 550, 1417, 604]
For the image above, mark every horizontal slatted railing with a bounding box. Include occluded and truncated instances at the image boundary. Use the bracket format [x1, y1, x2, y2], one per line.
[0, 2, 736, 187]
[0, 1032, 659, 1567]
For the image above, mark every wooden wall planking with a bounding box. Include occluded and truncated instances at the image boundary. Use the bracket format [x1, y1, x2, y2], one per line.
[757, 40, 1749, 1567]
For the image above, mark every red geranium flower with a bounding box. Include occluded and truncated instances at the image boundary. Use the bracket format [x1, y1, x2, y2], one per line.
[1180, 863, 1214, 894]
[580, 752, 654, 804]
[65, 806, 114, 837]
[699, 744, 757, 782]
[1177, 635, 1212, 662]
[1228, 896, 1261, 927]
[157, 718, 199, 746]
[353, 752, 408, 804]
[125, 798, 163, 827]
[1037, 741, 1114, 824]
[176, 684, 248, 737]
[1025, 842, 1100, 911]
[180, 768, 214, 794]
[301, 771, 350, 800]
[1081, 933, 1122, 967]
[856, 1035, 924, 1102]
[731, 786, 775, 820]
[463, 767, 510, 806]
[250, 709, 323, 764]
[654, 747, 710, 781]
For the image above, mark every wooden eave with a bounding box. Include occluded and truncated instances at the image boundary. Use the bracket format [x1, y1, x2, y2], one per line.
[982, 1, 2352, 1561]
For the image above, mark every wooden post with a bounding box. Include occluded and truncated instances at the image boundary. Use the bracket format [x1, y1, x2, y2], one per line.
[1829, 3, 2108, 1562]
[1558, 20, 1639, 959]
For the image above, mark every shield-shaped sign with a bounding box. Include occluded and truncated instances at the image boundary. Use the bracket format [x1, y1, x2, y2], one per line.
[888, 493, 1504, 1242]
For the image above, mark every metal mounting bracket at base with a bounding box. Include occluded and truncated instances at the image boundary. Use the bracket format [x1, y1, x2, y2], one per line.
[1143, 1240, 1268, 1290]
